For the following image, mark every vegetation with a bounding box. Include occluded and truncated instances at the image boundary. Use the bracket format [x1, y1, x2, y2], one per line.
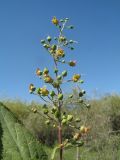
[1, 94, 120, 159]
[0, 102, 47, 160]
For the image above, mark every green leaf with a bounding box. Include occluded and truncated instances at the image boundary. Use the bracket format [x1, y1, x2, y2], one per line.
[0, 102, 48, 160]
[50, 146, 59, 160]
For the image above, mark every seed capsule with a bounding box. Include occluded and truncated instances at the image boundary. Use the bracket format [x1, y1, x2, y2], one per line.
[62, 119, 67, 125]
[43, 109, 49, 114]
[62, 70, 67, 77]
[58, 94, 63, 100]
[57, 75, 62, 80]
[43, 44, 50, 49]
[51, 45, 57, 50]
[72, 74, 81, 82]
[69, 40, 74, 43]
[44, 75, 53, 83]
[41, 40, 45, 44]
[45, 120, 50, 125]
[47, 36, 52, 42]
[36, 68, 42, 76]
[29, 84, 36, 93]
[52, 81, 60, 88]
[43, 68, 49, 74]
[40, 87, 49, 96]
[67, 115, 73, 121]
[50, 91, 55, 97]
[68, 61, 76, 67]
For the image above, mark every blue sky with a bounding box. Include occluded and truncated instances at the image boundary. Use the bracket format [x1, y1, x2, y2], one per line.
[0, 0, 120, 101]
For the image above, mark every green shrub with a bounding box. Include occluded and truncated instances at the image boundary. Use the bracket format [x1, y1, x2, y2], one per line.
[0, 102, 48, 160]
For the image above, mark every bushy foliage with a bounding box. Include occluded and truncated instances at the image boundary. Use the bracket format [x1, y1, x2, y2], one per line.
[0, 102, 47, 160]
[2, 94, 120, 159]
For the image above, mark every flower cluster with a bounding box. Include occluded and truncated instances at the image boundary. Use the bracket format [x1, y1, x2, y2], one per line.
[29, 17, 91, 159]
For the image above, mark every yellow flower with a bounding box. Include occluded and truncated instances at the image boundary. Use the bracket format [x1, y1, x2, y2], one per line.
[52, 17, 59, 25]
[40, 87, 49, 96]
[36, 68, 42, 76]
[72, 74, 81, 82]
[56, 48, 64, 57]
[44, 75, 53, 83]
[29, 84, 36, 93]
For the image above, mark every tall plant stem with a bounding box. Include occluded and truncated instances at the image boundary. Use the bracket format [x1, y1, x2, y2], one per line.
[58, 91, 63, 160]
[76, 146, 80, 160]
[58, 123, 63, 160]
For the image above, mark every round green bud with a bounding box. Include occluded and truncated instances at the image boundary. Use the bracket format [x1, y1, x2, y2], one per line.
[62, 115, 66, 119]
[45, 120, 50, 125]
[43, 44, 49, 49]
[62, 70, 67, 77]
[79, 80, 84, 84]
[47, 36, 52, 42]
[75, 118, 81, 122]
[62, 119, 67, 125]
[43, 109, 48, 114]
[69, 94, 73, 98]
[51, 44, 57, 50]
[53, 124, 56, 128]
[57, 75, 62, 80]
[41, 40, 46, 44]
[50, 91, 55, 97]
[62, 60, 65, 63]
[69, 40, 74, 43]
[58, 94, 63, 100]
[43, 68, 49, 74]
[36, 88, 41, 94]
[54, 68, 58, 73]
[67, 115, 73, 122]
[52, 81, 60, 88]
